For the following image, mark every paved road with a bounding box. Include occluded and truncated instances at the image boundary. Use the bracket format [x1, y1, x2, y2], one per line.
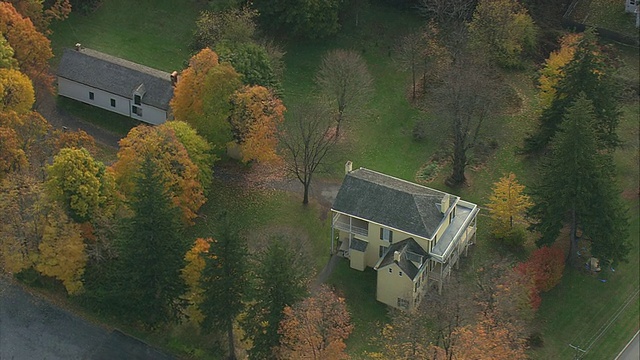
[616, 331, 640, 360]
[0, 278, 174, 360]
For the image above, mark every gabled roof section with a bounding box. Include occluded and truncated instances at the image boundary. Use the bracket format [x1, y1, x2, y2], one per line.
[57, 48, 173, 110]
[332, 168, 457, 239]
[374, 238, 428, 280]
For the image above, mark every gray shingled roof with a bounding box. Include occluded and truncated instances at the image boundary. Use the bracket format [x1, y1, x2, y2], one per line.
[376, 238, 428, 280]
[57, 48, 173, 110]
[332, 168, 456, 239]
[349, 238, 369, 252]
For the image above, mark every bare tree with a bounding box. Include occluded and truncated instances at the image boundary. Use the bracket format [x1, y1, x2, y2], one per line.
[418, 0, 476, 26]
[431, 49, 502, 187]
[316, 49, 373, 138]
[280, 102, 337, 205]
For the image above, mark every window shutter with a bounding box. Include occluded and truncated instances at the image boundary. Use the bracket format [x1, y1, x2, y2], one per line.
[389, 231, 393, 243]
[380, 228, 384, 240]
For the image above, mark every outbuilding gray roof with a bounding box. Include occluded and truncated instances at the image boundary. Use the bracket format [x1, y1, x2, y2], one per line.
[57, 48, 174, 110]
[332, 168, 457, 239]
[375, 238, 428, 280]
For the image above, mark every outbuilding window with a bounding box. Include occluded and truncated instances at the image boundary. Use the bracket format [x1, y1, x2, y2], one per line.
[89, 91, 94, 100]
[110, 99, 116, 107]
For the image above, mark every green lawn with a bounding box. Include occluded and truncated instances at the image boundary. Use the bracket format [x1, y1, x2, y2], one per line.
[50, 0, 204, 71]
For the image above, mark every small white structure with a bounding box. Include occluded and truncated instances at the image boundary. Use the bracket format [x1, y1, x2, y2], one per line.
[57, 45, 174, 125]
[626, 0, 640, 28]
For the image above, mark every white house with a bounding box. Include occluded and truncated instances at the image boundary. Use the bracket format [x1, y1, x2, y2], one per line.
[57, 45, 175, 125]
[331, 163, 478, 310]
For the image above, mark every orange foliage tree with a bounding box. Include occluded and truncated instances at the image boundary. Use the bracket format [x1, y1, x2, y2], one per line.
[517, 246, 565, 293]
[0, 126, 27, 177]
[228, 85, 285, 163]
[278, 285, 353, 360]
[0, 110, 53, 177]
[443, 313, 528, 360]
[0, 68, 35, 113]
[54, 128, 97, 155]
[9, 0, 71, 33]
[0, 2, 54, 90]
[111, 125, 205, 225]
[170, 48, 242, 147]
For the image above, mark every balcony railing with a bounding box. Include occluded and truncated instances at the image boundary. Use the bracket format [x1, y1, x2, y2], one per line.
[332, 214, 369, 237]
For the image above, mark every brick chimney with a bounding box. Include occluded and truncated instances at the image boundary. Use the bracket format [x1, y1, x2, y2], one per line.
[170, 71, 179, 87]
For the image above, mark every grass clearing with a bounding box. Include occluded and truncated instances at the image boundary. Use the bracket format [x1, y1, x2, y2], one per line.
[50, 0, 204, 71]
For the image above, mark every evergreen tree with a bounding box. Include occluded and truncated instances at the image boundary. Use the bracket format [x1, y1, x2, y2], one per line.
[528, 95, 629, 265]
[525, 30, 621, 153]
[200, 217, 247, 360]
[243, 238, 307, 360]
[115, 156, 188, 328]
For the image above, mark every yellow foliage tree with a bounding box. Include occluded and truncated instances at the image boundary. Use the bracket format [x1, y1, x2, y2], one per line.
[0, 110, 53, 175]
[37, 204, 87, 295]
[46, 147, 115, 222]
[111, 125, 205, 225]
[538, 33, 582, 109]
[0, 68, 34, 114]
[0, 173, 46, 273]
[181, 237, 213, 325]
[486, 173, 532, 239]
[229, 85, 285, 163]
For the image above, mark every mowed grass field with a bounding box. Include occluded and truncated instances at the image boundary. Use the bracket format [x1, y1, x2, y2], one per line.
[46, 1, 639, 358]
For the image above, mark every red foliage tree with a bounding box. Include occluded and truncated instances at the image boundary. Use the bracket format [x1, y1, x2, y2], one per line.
[517, 246, 565, 293]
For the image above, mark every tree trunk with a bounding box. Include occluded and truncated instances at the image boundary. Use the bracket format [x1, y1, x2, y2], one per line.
[447, 140, 466, 186]
[335, 111, 343, 139]
[227, 320, 237, 360]
[303, 182, 310, 205]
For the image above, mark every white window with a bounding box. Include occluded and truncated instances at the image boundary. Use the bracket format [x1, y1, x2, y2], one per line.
[380, 228, 393, 242]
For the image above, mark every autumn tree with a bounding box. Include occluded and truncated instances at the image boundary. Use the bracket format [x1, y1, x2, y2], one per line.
[114, 156, 188, 327]
[200, 220, 248, 360]
[228, 85, 285, 163]
[111, 124, 205, 225]
[243, 239, 308, 360]
[0, 2, 54, 90]
[181, 237, 212, 325]
[53, 128, 97, 155]
[516, 246, 565, 293]
[528, 95, 630, 265]
[46, 147, 115, 223]
[280, 102, 337, 204]
[525, 30, 621, 152]
[0, 172, 87, 295]
[316, 49, 373, 138]
[0, 110, 52, 178]
[431, 49, 502, 186]
[0, 36, 18, 69]
[170, 48, 242, 147]
[9, 0, 71, 33]
[379, 304, 436, 359]
[537, 32, 582, 110]
[0, 173, 47, 274]
[494, 267, 540, 327]
[163, 121, 216, 194]
[442, 312, 528, 360]
[253, 0, 342, 39]
[278, 285, 353, 360]
[486, 173, 532, 246]
[0, 126, 27, 177]
[468, 0, 537, 68]
[36, 204, 87, 295]
[0, 68, 35, 114]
